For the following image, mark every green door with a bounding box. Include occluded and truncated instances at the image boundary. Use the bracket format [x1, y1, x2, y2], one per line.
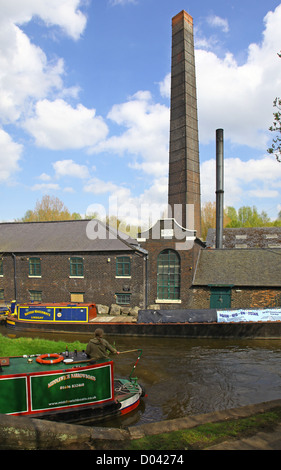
[210, 287, 231, 309]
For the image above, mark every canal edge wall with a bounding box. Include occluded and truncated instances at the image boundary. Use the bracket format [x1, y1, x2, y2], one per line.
[1, 398, 281, 450]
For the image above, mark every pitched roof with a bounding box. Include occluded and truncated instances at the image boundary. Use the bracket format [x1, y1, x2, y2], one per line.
[0, 219, 143, 253]
[193, 248, 281, 287]
[206, 227, 281, 249]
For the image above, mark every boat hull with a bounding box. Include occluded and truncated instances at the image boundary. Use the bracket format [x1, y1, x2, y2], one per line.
[6, 314, 281, 339]
[33, 389, 142, 425]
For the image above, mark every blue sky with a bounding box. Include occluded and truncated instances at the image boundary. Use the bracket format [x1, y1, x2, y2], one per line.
[1, 0, 281, 228]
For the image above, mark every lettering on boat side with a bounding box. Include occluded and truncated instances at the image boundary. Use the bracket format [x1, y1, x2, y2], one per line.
[30, 364, 112, 411]
[48, 373, 97, 388]
[23, 309, 52, 317]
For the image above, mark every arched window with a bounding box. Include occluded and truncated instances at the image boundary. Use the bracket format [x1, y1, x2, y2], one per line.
[157, 249, 180, 300]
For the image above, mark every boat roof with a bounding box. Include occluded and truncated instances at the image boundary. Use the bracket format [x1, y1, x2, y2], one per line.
[0, 354, 112, 376]
[16, 302, 96, 308]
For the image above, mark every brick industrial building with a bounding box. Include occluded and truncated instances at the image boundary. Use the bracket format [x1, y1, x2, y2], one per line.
[0, 11, 281, 313]
[1, 219, 281, 311]
[0, 219, 147, 310]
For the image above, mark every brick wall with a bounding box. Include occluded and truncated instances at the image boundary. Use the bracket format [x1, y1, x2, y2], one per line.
[231, 287, 281, 309]
[190, 286, 281, 310]
[3, 249, 279, 312]
[190, 287, 210, 309]
[140, 229, 200, 309]
[0, 251, 145, 307]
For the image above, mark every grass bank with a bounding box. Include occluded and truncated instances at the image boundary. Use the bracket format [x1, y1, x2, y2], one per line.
[0, 333, 87, 357]
[124, 408, 281, 450]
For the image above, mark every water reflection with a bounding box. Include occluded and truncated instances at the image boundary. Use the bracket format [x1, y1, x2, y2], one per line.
[114, 336, 281, 426]
[2, 327, 281, 427]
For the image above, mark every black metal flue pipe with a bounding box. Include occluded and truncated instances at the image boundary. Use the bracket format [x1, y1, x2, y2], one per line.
[216, 129, 224, 249]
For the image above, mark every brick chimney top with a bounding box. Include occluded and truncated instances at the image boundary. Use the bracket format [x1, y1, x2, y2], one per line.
[172, 10, 193, 27]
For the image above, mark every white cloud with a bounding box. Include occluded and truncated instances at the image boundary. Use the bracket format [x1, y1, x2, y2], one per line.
[39, 173, 51, 181]
[63, 186, 75, 193]
[158, 73, 171, 99]
[201, 155, 281, 207]
[195, 4, 281, 148]
[84, 177, 118, 195]
[91, 91, 169, 177]
[85, 174, 168, 228]
[207, 15, 229, 33]
[0, 0, 87, 124]
[23, 99, 108, 150]
[0, 23, 64, 123]
[0, 0, 87, 41]
[248, 189, 279, 198]
[53, 159, 90, 179]
[31, 183, 60, 191]
[161, 6, 281, 151]
[109, 0, 137, 6]
[0, 0, 89, 185]
[0, 128, 22, 182]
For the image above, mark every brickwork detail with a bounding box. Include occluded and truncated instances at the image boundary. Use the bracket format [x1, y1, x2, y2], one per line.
[139, 219, 200, 309]
[190, 286, 281, 310]
[168, 11, 201, 236]
[0, 252, 145, 307]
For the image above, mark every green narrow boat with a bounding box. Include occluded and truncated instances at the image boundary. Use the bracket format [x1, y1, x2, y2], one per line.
[0, 349, 145, 424]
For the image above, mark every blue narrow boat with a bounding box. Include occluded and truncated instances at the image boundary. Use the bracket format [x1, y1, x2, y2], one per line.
[7, 301, 97, 325]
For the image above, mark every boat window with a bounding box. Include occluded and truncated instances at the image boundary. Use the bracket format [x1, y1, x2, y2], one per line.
[157, 249, 181, 300]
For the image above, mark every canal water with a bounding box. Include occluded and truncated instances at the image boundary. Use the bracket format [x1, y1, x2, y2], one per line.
[2, 327, 281, 428]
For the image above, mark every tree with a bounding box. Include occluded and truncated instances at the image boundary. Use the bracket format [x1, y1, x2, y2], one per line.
[201, 202, 216, 239]
[202, 203, 279, 239]
[201, 202, 231, 240]
[20, 195, 75, 222]
[268, 52, 281, 162]
[224, 206, 239, 227]
[225, 205, 271, 228]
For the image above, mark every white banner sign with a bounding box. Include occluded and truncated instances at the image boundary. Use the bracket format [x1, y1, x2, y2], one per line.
[217, 308, 281, 323]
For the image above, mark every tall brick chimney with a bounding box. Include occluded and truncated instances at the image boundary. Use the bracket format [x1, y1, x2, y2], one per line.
[168, 11, 201, 237]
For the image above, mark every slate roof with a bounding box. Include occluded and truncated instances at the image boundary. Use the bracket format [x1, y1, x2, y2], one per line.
[206, 227, 281, 249]
[193, 248, 281, 287]
[0, 219, 143, 253]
